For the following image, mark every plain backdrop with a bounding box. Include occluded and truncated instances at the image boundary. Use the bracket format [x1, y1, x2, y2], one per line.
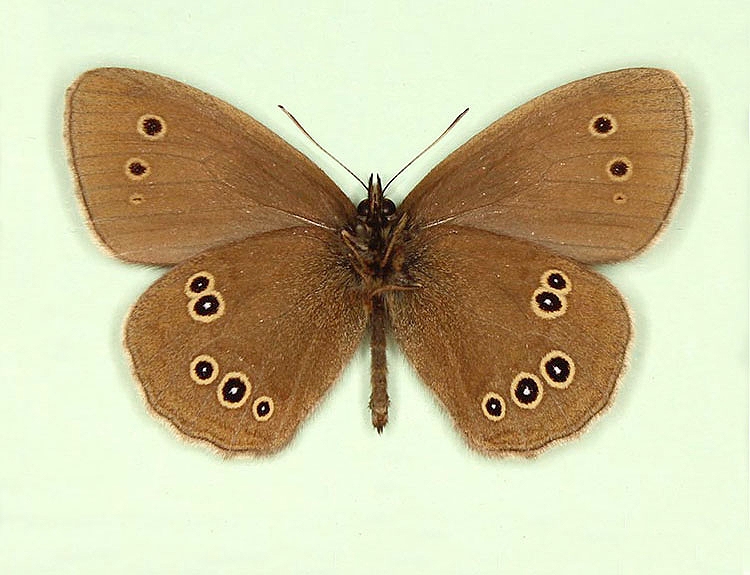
[1, 1, 747, 574]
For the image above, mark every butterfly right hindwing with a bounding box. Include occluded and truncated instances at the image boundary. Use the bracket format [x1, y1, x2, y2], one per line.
[125, 226, 367, 454]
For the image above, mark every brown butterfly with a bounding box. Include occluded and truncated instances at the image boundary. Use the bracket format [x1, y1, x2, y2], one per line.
[65, 68, 691, 456]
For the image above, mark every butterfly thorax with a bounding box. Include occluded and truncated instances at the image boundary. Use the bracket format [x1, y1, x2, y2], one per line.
[340, 174, 420, 299]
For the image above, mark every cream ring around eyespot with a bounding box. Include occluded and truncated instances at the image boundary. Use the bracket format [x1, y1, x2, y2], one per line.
[531, 287, 567, 319]
[540, 350, 575, 389]
[217, 372, 251, 408]
[481, 392, 506, 421]
[184, 271, 216, 297]
[252, 396, 275, 422]
[588, 113, 618, 138]
[189, 354, 219, 385]
[187, 290, 225, 323]
[510, 372, 544, 409]
[607, 156, 633, 181]
[137, 114, 167, 140]
[540, 269, 572, 295]
[125, 158, 151, 181]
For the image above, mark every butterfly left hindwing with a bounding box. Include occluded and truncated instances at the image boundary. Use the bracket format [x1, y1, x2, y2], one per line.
[125, 226, 367, 454]
[386, 225, 631, 455]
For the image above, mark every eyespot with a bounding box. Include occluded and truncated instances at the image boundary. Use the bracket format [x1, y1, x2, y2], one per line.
[607, 157, 633, 181]
[184, 271, 216, 297]
[540, 269, 571, 295]
[189, 354, 219, 385]
[252, 396, 275, 421]
[540, 350, 575, 389]
[613, 192, 627, 205]
[588, 113, 617, 137]
[188, 291, 225, 323]
[531, 288, 567, 319]
[125, 158, 150, 180]
[481, 392, 506, 421]
[510, 373, 543, 409]
[137, 114, 166, 140]
[356, 199, 369, 217]
[382, 198, 396, 217]
[217, 372, 251, 408]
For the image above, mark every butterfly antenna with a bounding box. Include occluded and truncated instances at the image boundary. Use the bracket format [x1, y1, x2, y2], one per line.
[278, 105, 367, 190]
[383, 107, 469, 192]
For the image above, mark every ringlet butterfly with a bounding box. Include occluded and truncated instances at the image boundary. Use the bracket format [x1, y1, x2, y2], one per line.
[65, 68, 691, 456]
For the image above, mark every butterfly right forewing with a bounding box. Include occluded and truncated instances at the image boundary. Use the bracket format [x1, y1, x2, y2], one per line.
[66, 68, 356, 265]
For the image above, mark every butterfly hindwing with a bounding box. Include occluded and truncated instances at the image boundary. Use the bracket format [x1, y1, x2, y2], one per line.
[387, 226, 631, 455]
[125, 226, 367, 454]
[65, 68, 355, 265]
[400, 68, 691, 264]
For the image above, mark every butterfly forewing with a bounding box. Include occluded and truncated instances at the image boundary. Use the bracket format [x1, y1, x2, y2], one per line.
[65, 68, 355, 264]
[400, 68, 691, 264]
[387, 226, 630, 455]
[125, 227, 367, 454]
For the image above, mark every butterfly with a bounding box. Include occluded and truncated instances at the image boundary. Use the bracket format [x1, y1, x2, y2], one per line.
[65, 68, 691, 456]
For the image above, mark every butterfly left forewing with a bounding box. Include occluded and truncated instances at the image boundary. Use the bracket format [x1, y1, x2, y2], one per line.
[125, 226, 367, 454]
[387, 226, 630, 455]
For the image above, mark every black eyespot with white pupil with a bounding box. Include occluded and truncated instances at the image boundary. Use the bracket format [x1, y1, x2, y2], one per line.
[546, 273, 567, 291]
[195, 360, 214, 380]
[142, 117, 163, 136]
[252, 396, 275, 421]
[194, 294, 220, 316]
[481, 392, 506, 421]
[190, 275, 210, 294]
[222, 378, 246, 402]
[514, 378, 538, 404]
[610, 161, 628, 177]
[593, 116, 612, 133]
[217, 372, 251, 408]
[129, 161, 147, 175]
[511, 373, 543, 409]
[540, 350, 575, 389]
[189, 354, 219, 385]
[536, 291, 562, 312]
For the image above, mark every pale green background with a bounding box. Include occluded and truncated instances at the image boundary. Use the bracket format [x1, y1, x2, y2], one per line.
[1, 1, 747, 573]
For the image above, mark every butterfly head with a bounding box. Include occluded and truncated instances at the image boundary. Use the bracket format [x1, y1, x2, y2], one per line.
[356, 174, 398, 226]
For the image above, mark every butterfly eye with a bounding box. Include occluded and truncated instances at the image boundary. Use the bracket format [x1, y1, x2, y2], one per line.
[541, 269, 572, 294]
[185, 271, 216, 297]
[217, 372, 251, 408]
[252, 396, 275, 421]
[137, 114, 167, 140]
[510, 373, 543, 409]
[607, 157, 633, 181]
[382, 198, 397, 218]
[481, 392, 506, 421]
[540, 351, 575, 389]
[125, 158, 151, 181]
[188, 291, 225, 323]
[190, 354, 219, 385]
[531, 287, 567, 319]
[588, 113, 617, 138]
[356, 199, 369, 217]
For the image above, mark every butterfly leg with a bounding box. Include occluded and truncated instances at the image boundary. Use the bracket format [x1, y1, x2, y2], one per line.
[369, 293, 389, 432]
